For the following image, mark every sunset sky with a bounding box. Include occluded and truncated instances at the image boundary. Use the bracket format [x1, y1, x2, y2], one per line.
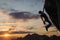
[0, 0, 52, 35]
[0, 0, 59, 37]
[0, 10, 45, 34]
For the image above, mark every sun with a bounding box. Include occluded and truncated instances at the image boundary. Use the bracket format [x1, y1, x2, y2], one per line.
[3, 34, 10, 37]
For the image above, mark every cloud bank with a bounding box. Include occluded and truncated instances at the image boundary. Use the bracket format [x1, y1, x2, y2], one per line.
[9, 12, 40, 19]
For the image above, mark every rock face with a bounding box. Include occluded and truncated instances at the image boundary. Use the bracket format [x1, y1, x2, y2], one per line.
[44, 0, 60, 31]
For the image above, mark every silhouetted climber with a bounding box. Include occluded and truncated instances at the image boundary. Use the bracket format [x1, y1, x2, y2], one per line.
[39, 11, 52, 31]
[44, 0, 60, 31]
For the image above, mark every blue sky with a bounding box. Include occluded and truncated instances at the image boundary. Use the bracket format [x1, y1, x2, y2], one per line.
[0, 0, 44, 14]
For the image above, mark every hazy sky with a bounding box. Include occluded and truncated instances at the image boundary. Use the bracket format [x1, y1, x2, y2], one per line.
[0, 12, 45, 34]
[0, 0, 44, 14]
[0, 0, 58, 36]
[0, 0, 46, 34]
